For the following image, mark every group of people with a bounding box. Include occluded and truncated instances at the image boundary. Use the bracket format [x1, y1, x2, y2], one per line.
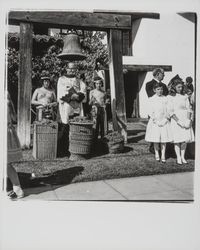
[6, 62, 108, 199]
[145, 68, 195, 165]
[31, 62, 108, 156]
[6, 65, 195, 200]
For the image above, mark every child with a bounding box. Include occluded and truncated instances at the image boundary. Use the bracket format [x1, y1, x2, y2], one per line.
[89, 75, 108, 140]
[7, 91, 24, 199]
[145, 82, 172, 163]
[168, 77, 194, 165]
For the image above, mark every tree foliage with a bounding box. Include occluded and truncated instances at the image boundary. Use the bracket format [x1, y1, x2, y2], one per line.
[7, 31, 108, 94]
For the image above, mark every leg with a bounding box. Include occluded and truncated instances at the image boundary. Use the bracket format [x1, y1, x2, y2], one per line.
[95, 115, 100, 140]
[100, 109, 105, 139]
[180, 142, 187, 164]
[154, 143, 160, 161]
[149, 143, 155, 154]
[57, 123, 69, 157]
[161, 143, 166, 163]
[7, 163, 24, 198]
[174, 143, 182, 164]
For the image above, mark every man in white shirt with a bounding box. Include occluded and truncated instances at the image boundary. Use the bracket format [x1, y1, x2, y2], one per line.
[57, 62, 86, 156]
[57, 62, 86, 124]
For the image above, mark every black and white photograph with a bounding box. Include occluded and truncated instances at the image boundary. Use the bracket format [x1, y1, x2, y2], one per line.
[4, 9, 196, 201]
[0, 0, 200, 250]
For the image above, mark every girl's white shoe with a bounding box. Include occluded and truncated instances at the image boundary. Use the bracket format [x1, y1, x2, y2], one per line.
[181, 158, 188, 164]
[177, 158, 182, 165]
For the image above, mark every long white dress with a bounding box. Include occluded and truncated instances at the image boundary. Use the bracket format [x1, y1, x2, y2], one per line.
[145, 95, 172, 143]
[168, 94, 194, 143]
[57, 76, 86, 124]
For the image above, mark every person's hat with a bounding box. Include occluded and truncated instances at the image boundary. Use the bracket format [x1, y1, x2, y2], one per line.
[41, 70, 50, 80]
[93, 71, 103, 81]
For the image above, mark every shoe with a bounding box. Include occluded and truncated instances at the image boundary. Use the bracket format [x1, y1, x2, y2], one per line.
[155, 156, 160, 162]
[181, 158, 188, 164]
[177, 159, 182, 165]
[16, 191, 24, 199]
[161, 159, 166, 163]
[7, 190, 17, 200]
[15, 189, 24, 199]
[8, 190, 24, 200]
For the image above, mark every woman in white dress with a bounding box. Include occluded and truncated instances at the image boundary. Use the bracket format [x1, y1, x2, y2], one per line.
[168, 78, 194, 165]
[145, 82, 172, 163]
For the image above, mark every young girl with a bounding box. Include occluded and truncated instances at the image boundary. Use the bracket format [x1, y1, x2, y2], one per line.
[7, 91, 24, 199]
[89, 76, 108, 140]
[168, 77, 194, 165]
[145, 82, 172, 163]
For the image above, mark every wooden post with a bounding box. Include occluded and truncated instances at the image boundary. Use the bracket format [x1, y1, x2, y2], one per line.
[136, 72, 147, 118]
[122, 30, 132, 56]
[17, 22, 33, 148]
[108, 29, 127, 141]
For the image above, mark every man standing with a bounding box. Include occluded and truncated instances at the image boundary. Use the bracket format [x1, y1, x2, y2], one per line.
[145, 68, 168, 97]
[57, 62, 86, 156]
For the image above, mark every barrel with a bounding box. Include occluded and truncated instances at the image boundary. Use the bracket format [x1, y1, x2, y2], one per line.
[69, 121, 94, 155]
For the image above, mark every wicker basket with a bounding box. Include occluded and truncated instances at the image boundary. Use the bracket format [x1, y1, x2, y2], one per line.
[69, 140, 93, 154]
[69, 132, 94, 141]
[69, 121, 94, 155]
[70, 122, 94, 135]
[104, 133, 125, 154]
[32, 122, 58, 159]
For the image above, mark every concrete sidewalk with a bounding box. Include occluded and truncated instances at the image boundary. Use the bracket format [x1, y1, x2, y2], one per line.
[22, 172, 194, 201]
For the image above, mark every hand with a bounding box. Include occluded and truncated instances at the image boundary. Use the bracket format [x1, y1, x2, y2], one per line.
[105, 98, 110, 104]
[71, 93, 79, 100]
[152, 118, 157, 124]
[157, 118, 168, 127]
[177, 120, 185, 128]
[184, 119, 192, 129]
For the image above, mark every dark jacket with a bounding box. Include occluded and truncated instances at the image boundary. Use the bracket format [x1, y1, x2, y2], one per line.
[145, 79, 168, 98]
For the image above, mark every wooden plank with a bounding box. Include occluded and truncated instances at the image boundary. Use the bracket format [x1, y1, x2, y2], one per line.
[134, 72, 147, 118]
[17, 22, 33, 148]
[124, 64, 172, 72]
[108, 29, 127, 141]
[94, 10, 160, 19]
[8, 11, 131, 30]
[122, 30, 132, 56]
[98, 64, 172, 72]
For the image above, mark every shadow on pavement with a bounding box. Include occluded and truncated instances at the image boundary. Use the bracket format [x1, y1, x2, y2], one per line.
[18, 166, 84, 189]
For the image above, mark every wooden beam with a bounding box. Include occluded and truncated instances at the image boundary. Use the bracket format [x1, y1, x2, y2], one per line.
[17, 22, 33, 148]
[122, 30, 132, 56]
[108, 29, 127, 141]
[99, 64, 172, 72]
[94, 10, 160, 20]
[8, 11, 131, 30]
[124, 64, 172, 72]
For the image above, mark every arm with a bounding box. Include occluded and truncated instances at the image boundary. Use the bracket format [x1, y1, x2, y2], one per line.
[147, 98, 156, 122]
[76, 80, 86, 102]
[49, 91, 58, 107]
[89, 90, 94, 105]
[185, 95, 193, 120]
[31, 89, 43, 106]
[57, 77, 64, 104]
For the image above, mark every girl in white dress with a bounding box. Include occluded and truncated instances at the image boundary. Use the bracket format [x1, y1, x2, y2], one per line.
[145, 82, 172, 163]
[168, 78, 194, 165]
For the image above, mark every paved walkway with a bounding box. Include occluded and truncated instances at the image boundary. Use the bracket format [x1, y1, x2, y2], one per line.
[22, 172, 193, 201]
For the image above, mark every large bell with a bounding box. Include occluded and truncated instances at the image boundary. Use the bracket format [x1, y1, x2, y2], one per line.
[57, 32, 87, 61]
